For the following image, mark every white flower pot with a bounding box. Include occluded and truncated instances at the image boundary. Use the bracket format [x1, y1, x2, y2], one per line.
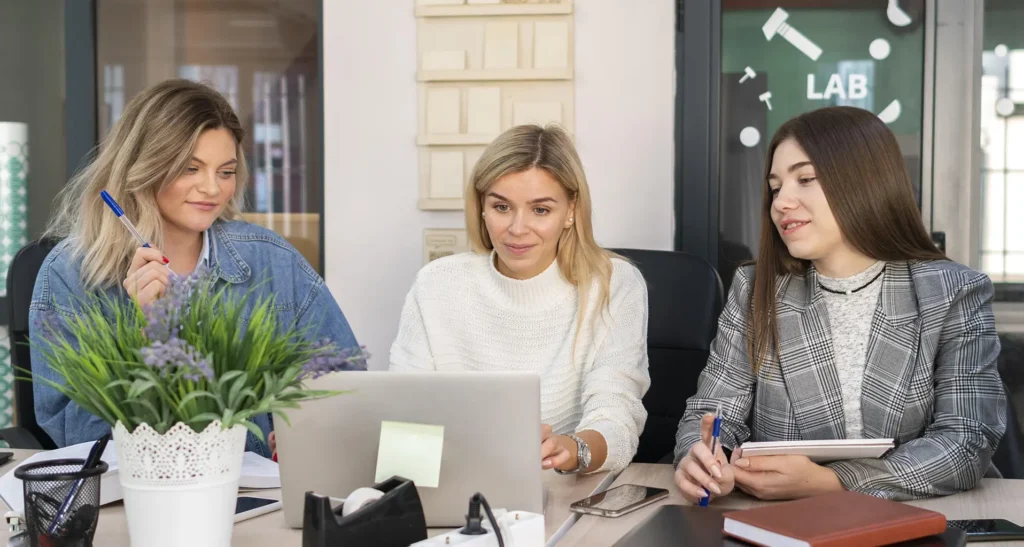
[112, 420, 248, 547]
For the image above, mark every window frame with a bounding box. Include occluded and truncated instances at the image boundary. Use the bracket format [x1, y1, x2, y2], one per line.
[66, 0, 328, 276]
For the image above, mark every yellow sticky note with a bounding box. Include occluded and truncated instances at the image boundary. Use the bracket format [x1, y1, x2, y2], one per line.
[375, 421, 445, 488]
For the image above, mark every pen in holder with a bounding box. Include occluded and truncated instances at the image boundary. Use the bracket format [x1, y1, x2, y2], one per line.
[302, 476, 427, 547]
[15, 459, 108, 547]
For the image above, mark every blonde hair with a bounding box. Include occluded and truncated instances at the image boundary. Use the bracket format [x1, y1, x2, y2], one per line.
[46, 79, 248, 290]
[465, 124, 617, 350]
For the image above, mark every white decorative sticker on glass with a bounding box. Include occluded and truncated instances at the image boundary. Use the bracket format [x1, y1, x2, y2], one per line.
[759, 91, 773, 111]
[877, 99, 901, 124]
[886, 0, 912, 27]
[739, 127, 761, 148]
[996, 97, 1015, 118]
[762, 8, 823, 61]
[807, 73, 868, 101]
[739, 67, 756, 84]
[869, 39, 891, 60]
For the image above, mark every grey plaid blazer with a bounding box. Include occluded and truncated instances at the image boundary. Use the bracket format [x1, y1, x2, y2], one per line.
[675, 260, 1006, 501]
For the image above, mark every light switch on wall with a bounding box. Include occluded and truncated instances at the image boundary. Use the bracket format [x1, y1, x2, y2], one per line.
[424, 229, 470, 264]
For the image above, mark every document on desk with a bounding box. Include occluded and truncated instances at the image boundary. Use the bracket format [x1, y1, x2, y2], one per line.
[738, 438, 895, 463]
[0, 442, 282, 513]
[375, 421, 445, 488]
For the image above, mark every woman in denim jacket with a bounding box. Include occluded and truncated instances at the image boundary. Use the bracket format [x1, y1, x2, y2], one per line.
[29, 79, 360, 457]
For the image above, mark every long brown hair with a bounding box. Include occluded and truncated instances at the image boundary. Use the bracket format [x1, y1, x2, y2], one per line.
[46, 79, 248, 289]
[748, 106, 945, 372]
[465, 124, 617, 359]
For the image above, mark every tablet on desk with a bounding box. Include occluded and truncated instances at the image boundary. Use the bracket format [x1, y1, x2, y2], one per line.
[738, 439, 895, 463]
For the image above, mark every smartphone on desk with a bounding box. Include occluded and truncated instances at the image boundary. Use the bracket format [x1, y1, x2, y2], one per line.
[234, 496, 282, 523]
[947, 519, 1024, 542]
[569, 484, 669, 518]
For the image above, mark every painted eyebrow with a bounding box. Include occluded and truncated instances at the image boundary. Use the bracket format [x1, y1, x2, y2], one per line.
[191, 157, 238, 168]
[486, 192, 557, 205]
[767, 161, 814, 181]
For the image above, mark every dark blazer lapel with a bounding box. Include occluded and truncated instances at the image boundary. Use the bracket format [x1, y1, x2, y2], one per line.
[776, 269, 846, 440]
[860, 261, 922, 439]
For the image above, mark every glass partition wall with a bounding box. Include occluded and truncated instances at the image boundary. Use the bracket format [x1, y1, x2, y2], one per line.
[96, 0, 324, 271]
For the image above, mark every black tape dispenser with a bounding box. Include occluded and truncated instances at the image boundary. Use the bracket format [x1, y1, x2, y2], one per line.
[302, 476, 428, 547]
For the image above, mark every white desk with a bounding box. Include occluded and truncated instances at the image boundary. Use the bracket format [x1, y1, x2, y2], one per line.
[0, 449, 615, 546]
[558, 463, 1024, 546]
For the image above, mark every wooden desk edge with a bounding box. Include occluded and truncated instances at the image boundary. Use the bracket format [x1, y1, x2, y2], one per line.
[559, 464, 1024, 547]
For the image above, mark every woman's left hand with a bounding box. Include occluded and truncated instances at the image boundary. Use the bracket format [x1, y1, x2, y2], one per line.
[732, 453, 843, 500]
[540, 424, 576, 471]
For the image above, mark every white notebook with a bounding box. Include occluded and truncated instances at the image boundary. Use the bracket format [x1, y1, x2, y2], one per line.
[738, 439, 895, 463]
[0, 442, 281, 514]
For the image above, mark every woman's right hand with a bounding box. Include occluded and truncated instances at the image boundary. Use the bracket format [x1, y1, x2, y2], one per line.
[123, 247, 171, 308]
[674, 413, 735, 504]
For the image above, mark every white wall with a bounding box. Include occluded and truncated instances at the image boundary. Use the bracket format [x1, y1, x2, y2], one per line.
[323, 1, 676, 369]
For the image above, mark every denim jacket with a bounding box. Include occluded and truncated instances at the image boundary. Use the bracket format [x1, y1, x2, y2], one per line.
[29, 220, 361, 456]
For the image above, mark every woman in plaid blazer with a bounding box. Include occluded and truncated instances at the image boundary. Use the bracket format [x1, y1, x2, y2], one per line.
[674, 106, 1006, 503]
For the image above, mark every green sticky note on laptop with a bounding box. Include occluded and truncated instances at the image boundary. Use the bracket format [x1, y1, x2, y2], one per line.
[375, 421, 445, 488]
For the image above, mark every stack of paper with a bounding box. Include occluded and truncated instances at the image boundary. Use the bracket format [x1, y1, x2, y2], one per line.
[738, 439, 895, 463]
[0, 442, 281, 514]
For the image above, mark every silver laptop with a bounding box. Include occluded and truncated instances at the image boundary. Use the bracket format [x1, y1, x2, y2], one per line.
[275, 370, 544, 528]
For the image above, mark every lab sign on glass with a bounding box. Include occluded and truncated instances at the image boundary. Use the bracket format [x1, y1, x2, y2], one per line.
[807, 74, 869, 101]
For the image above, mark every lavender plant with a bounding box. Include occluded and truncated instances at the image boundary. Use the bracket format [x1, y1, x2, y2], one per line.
[31, 265, 367, 438]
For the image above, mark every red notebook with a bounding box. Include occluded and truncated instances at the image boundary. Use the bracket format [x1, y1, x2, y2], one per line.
[722, 491, 947, 547]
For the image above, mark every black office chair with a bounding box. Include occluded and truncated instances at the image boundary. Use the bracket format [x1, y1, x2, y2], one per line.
[994, 334, 1024, 479]
[992, 382, 1024, 479]
[0, 238, 59, 449]
[610, 249, 724, 464]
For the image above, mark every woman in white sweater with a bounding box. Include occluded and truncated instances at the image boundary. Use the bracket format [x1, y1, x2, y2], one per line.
[390, 124, 650, 474]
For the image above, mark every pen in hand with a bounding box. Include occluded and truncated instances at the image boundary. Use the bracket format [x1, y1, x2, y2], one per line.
[698, 404, 723, 507]
[100, 190, 172, 270]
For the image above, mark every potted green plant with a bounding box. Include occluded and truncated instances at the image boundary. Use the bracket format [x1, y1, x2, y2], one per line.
[31, 265, 366, 547]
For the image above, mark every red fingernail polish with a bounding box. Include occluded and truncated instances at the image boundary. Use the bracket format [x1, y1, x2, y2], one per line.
[272, 453, 278, 463]
[163, 256, 170, 264]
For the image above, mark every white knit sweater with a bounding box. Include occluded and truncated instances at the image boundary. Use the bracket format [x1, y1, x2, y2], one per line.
[389, 251, 651, 473]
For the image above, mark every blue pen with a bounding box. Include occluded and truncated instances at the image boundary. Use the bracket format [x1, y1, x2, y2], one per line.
[698, 404, 723, 507]
[100, 190, 171, 270]
[47, 433, 110, 535]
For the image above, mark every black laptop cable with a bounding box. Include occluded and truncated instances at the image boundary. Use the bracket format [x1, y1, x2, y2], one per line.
[460, 492, 504, 547]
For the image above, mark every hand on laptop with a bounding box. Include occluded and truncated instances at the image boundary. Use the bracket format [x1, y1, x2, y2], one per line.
[675, 413, 735, 504]
[541, 424, 575, 471]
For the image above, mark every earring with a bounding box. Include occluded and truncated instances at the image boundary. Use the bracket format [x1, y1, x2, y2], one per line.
[481, 212, 486, 217]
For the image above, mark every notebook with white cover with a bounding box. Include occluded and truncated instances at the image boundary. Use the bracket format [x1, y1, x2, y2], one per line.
[0, 442, 280, 514]
[738, 439, 895, 462]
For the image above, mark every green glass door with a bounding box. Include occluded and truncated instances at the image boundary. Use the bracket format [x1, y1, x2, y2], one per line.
[716, 0, 927, 286]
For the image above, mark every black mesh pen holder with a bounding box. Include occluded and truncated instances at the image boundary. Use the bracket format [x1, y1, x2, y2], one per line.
[15, 458, 108, 547]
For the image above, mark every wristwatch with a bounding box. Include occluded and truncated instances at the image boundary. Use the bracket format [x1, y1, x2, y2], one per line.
[555, 433, 591, 475]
